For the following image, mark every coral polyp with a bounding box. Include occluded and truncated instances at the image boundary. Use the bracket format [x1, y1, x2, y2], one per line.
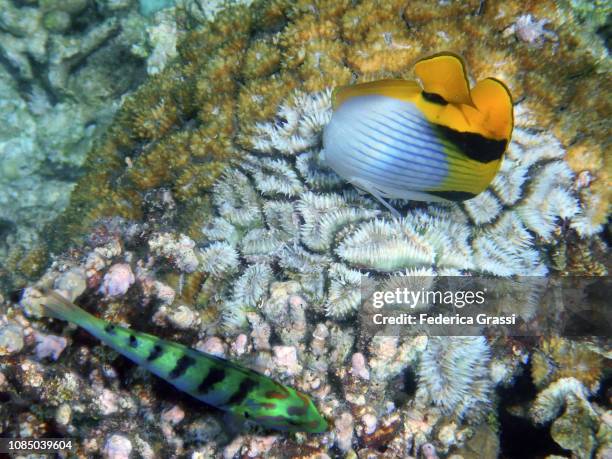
[417, 336, 492, 420]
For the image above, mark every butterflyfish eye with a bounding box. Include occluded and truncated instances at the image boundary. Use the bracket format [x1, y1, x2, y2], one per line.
[421, 91, 448, 105]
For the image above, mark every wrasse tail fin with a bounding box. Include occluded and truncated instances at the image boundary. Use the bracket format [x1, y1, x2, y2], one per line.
[40, 289, 94, 326]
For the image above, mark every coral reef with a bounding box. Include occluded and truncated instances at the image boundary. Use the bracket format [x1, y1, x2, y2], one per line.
[531, 337, 604, 392]
[192, 82, 595, 335]
[177, 0, 257, 23]
[99, 263, 135, 297]
[1, 0, 610, 457]
[8, 264, 612, 459]
[5, 0, 606, 291]
[530, 377, 611, 458]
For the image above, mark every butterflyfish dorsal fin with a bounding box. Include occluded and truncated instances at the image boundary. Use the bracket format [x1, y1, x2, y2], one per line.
[414, 52, 473, 106]
[470, 77, 514, 141]
[332, 79, 420, 109]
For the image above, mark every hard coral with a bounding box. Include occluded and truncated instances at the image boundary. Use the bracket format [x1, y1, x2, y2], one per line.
[531, 337, 604, 393]
[417, 336, 492, 420]
[0, 0, 155, 290]
[10, 0, 604, 291]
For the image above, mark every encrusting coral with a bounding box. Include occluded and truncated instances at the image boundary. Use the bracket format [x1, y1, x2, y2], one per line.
[4, 0, 610, 457]
[531, 337, 605, 393]
[529, 377, 611, 458]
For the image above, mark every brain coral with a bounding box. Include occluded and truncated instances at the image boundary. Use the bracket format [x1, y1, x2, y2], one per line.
[196, 86, 594, 324]
[7, 0, 608, 287]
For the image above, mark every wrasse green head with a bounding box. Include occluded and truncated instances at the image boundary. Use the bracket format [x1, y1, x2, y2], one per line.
[233, 383, 328, 433]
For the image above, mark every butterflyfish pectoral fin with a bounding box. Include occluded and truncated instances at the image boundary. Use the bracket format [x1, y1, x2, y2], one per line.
[470, 77, 514, 141]
[350, 177, 401, 219]
[332, 79, 421, 109]
[414, 52, 474, 106]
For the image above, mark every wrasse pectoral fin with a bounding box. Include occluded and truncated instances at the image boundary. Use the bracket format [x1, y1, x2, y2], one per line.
[414, 52, 474, 106]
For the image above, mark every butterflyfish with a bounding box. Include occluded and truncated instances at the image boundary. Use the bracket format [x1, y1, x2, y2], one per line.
[322, 52, 513, 216]
[39, 290, 328, 433]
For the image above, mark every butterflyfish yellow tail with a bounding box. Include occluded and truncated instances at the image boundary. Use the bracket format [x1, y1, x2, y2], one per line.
[470, 77, 514, 141]
[413, 52, 473, 106]
[332, 79, 420, 109]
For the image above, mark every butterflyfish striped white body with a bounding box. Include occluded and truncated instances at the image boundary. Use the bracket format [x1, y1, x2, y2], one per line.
[322, 52, 513, 215]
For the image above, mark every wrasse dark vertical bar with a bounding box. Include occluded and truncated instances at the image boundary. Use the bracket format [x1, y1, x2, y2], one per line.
[223, 378, 258, 407]
[147, 344, 163, 361]
[168, 354, 196, 379]
[197, 367, 226, 393]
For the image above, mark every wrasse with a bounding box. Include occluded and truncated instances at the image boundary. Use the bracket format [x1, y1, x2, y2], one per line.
[322, 52, 514, 215]
[40, 290, 328, 433]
